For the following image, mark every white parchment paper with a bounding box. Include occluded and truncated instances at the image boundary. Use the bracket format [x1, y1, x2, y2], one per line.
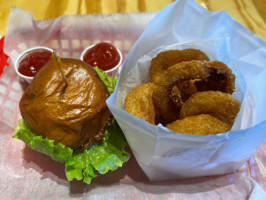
[107, 0, 266, 181]
[1, 1, 266, 199]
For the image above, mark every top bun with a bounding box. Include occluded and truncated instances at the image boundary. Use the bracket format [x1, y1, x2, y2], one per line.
[19, 58, 110, 150]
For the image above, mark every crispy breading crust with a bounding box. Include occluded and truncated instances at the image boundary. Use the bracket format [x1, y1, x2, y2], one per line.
[150, 49, 209, 84]
[194, 61, 235, 94]
[152, 60, 210, 123]
[180, 91, 241, 120]
[166, 114, 231, 136]
[124, 48, 240, 136]
[124, 83, 156, 124]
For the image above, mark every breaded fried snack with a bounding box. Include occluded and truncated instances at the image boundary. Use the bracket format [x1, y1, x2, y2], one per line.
[166, 114, 231, 135]
[196, 61, 235, 94]
[124, 83, 156, 124]
[180, 91, 240, 121]
[150, 49, 209, 84]
[152, 60, 210, 123]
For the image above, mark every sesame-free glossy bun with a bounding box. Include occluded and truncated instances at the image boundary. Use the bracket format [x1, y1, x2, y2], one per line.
[19, 58, 110, 150]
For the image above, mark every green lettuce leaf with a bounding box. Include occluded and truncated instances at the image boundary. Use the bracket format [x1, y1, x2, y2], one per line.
[94, 66, 118, 94]
[65, 119, 129, 184]
[13, 119, 73, 163]
[13, 68, 130, 184]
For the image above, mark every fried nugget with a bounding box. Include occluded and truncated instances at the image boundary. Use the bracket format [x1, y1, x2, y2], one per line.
[150, 49, 209, 84]
[153, 85, 180, 125]
[207, 61, 235, 94]
[157, 60, 210, 88]
[124, 83, 156, 124]
[166, 114, 231, 136]
[177, 79, 199, 97]
[152, 60, 210, 124]
[169, 85, 183, 109]
[195, 61, 235, 94]
[180, 91, 240, 121]
[169, 80, 199, 109]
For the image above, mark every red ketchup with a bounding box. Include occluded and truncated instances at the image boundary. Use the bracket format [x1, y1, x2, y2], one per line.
[83, 42, 120, 71]
[18, 49, 52, 77]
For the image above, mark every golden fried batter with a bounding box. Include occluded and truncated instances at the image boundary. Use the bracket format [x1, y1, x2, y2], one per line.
[180, 91, 240, 121]
[169, 85, 183, 109]
[126, 47, 240, 135]
[166, 114, 231, 136]
[193, 61, 235, 94]
[124, 83, 156, 124]
[207, 60, 235, 94]
[150, 49, 209, 84]
[152, 60, 210, 124]
[177, 79, 199, 97]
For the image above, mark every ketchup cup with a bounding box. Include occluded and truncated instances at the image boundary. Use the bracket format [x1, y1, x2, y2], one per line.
[14, 46, 53, 83]
[80, 42, 122, 76]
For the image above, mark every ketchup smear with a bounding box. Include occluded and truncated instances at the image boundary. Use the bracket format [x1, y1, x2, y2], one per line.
[18, 49, 52, 77]
[83, 42, 120, 71]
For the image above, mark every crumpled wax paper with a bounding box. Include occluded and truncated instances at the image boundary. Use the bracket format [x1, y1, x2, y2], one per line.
[107, 0, 266, 181]
[1, 1, 266, 200]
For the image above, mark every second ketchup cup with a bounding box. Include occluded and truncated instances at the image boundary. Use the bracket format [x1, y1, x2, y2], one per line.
[80, 42, 122, 76]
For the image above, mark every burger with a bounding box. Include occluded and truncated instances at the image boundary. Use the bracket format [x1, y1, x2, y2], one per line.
[13, 57, 130, 184]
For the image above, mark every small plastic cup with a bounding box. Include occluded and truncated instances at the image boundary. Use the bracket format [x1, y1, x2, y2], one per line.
[14, 46, 53, 83]
[80, 43, 123, 76]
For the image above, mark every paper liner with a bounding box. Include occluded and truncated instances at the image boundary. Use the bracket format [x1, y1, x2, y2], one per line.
[107, 0, 266, 181]
[1, 0, 266, 199]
